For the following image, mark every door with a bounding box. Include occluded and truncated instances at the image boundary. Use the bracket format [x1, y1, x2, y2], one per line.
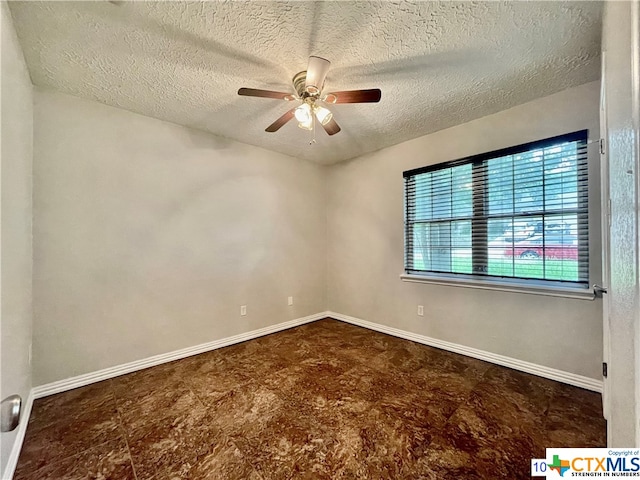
[600, 0, 640, 445]
[599, 50, 611, 421]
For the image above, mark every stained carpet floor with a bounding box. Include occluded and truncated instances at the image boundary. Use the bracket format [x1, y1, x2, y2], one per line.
[14, 318, 606, 479]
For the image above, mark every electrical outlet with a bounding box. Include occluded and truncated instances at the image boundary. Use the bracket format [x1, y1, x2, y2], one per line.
[240, 305, 247, 316]
[288, 296, 293, 306]
[417, 305, 424, 316]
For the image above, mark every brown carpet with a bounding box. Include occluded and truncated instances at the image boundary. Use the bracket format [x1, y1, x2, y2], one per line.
[14, 318, 605, 479]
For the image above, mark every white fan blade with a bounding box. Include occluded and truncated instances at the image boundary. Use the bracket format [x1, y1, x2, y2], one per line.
[305, 56, 331, 94]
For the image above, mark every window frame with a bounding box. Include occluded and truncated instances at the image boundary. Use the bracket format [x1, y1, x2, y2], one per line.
[402, 130, 592, 297]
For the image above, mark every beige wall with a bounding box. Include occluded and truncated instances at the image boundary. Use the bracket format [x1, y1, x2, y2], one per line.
[32, 89, 327, 385]
[327, 81, 603, 380]
[0, 3, 33, 475]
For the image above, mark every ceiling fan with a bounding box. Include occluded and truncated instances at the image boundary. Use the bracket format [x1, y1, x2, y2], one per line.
[238, 56, 381, 137]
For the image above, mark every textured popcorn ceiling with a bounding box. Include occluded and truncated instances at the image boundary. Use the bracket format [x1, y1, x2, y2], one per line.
[9, 1, 602, 164]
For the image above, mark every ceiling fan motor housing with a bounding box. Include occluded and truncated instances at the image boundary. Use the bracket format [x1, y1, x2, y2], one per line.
[293, 71, 320, 99]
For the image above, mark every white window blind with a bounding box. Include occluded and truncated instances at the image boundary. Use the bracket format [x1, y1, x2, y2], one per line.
[404, 130, 589, 287]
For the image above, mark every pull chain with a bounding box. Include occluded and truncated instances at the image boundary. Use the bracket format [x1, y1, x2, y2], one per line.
[310, 112, 317, 145]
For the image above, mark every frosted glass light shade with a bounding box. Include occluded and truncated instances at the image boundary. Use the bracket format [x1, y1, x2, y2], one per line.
[297, 118, 313, 130]
[314, 106, 333, 125]
[294, 103, 312, 123]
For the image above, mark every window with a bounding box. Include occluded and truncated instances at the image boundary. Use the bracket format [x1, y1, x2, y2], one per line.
[404, 130, 589, 288]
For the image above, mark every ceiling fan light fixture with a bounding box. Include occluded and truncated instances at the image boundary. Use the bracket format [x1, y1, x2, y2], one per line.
[314, 105, 333, 125]
[297, 117, 314, 130]
[238, 55, 380, 136]
[294, 103, 312, 123]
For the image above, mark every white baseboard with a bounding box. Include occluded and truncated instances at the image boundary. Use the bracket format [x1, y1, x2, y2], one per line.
[327, 311, 603, 393]
[2, 390, 34, 480]
[32, 309, 602, 401]
[33, 312, 329, 399]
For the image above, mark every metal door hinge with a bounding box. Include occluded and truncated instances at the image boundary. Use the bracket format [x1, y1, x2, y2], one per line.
[603, 362, 608, 378]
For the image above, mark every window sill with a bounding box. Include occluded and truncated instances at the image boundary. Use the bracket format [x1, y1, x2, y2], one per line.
[400, 273, 596, 300]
